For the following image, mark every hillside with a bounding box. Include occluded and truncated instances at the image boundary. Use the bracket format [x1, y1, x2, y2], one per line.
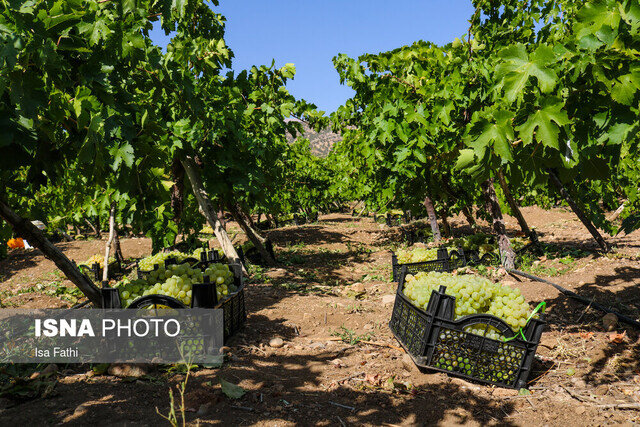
[286, 120, 342, 157]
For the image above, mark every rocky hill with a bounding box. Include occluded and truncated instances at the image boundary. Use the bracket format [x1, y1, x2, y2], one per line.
[285, 120, 341, 157]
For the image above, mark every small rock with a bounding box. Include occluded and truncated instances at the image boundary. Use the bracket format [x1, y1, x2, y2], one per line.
[73, 402, 91, 417]
[269, 337, 284, 348]
[382, 295, 396, 305]
[351, 282, 365, 293]
[571, 377, 587, 388]
[578, 281, 586, 286]
[363, 323, 374, 331]
[308, 341, 326, 350]
[575, 405, 586, 415]
[402, 353, 417, 372]
[42, 364, 58, 375]
[197, 402, 213, 416]
[107, 363, 149, 378]
[30, 363, 58, 380]
[330, 358, 345, 368]
[594, 384, 609, 396]
[602, 313, 618, 332]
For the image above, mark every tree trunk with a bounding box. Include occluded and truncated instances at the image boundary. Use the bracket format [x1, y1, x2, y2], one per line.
[227, 202, 276, 266]
[266, 213, 277, 229]
[440, 178, 478, 229]
[113, 224, 125, 265]
[218, 208, 227, 231]
[181, 156, 246, 273]
[85, 218, 100, 237]
[0, 199, 102, 306]
[440, 210, 451, 237]
[461, 206, 477, 229]
[497, 170, 538, 244]
[481, 178, 516, 268]
[607, 201, 626, 222]
[103, 201, 116, 282]
[423, 195, 441, 242]
[548, 169, 610, 252]
[239, 206, 263, 238]
[170, 157, 185, 223]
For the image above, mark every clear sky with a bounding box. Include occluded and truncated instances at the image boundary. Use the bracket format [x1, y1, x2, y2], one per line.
[150, 1, 475, 114]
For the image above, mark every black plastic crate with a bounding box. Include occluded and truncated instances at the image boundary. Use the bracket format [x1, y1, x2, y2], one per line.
[403, 228, 431, 246]
[79, 261, 122, 281]
[102, 263, 246, 342]
[391, 248, 466, 282]
[389, 267, 544, 389]
[463, 250, 501, 267]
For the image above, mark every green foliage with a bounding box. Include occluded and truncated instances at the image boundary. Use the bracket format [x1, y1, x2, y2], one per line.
[330, 0, 640, 235]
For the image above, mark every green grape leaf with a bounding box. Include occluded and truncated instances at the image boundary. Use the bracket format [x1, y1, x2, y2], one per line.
[466, 110, 514, 162]
[219, 377, 246, 399]
[111, 143, 134, 170]
[455, 149, 476, 170]
[515, 97, 569, 150]
[575, 0, 621, 37]
[496, 44, 557, 101]
[617, 213, 640, 236]
[610, 73, 640, 105]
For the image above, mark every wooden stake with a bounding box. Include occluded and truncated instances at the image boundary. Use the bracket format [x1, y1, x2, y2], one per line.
[181, 155, 247, 273]
[481, 178, 516, 268]
[547, 169, 609, 252]
[102, 201, 116, 282]
[423, 195, 441, 242]
[497, 169, 538, 244]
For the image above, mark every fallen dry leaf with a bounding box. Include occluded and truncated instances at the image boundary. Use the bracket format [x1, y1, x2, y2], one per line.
[608, 331, 627, 344]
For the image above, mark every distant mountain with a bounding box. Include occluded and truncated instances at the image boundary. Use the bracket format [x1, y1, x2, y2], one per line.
[285, 120, 341, 157]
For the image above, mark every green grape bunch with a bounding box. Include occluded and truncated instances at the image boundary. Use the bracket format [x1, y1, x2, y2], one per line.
[396, 247, 438, 264]
[403, 271, 536, 339]
[397, 233, 531, 264]
[116, 262, 236, 308]
[78, 254, 116, 269]
[138, 251, 190, 271]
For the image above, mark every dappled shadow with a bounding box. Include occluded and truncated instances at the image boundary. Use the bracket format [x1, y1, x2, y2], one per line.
[0, 343, 519, 426]
[0, 249, 42, 282]
[520, 265, 640, 385]
[267, 225, 351, 247]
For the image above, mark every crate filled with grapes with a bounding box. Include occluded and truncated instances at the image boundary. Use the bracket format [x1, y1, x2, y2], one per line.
[103, 260, 246, 341]
[136, 247, 227, 279]
[389, 267, 545, 389]
[78, 254, 121, 280]
[391, 247, 466, 282]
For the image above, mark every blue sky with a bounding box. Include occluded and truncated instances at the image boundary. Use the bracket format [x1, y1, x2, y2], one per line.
[150, 1, 475, 114]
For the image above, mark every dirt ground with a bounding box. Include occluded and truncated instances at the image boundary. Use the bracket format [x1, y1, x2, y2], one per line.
[0, 206, 639, 426]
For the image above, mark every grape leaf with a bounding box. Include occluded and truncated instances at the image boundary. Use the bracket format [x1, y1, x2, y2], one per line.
[515, 97, 569, 150]
[219, 377, 246, 399]
[496, 44, 557, 102]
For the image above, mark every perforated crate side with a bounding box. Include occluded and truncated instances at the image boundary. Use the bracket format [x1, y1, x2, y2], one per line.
[391, 249, 464, 282]
[389, 267, 545, 389]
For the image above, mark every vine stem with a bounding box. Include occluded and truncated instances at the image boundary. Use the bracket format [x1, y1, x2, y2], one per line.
[547, 169, 609, 252]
